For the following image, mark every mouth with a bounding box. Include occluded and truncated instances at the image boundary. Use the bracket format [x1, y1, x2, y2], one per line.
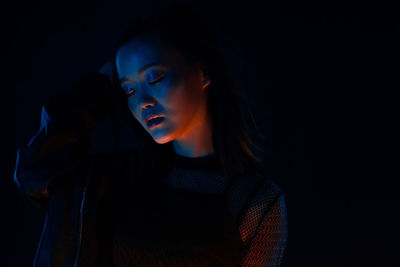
[146, 116, 165, 128]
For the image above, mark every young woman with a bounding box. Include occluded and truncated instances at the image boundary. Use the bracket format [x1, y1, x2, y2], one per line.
[14, 3, 288, 266]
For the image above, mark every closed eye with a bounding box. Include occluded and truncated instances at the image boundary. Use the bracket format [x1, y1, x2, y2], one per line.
[122, 86, 136, 96]
[147, 71, 166, 85]
[127, 88, 136, 96]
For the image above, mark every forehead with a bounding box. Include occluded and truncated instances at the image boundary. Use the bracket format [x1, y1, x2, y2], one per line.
[116, 33, 185, 77]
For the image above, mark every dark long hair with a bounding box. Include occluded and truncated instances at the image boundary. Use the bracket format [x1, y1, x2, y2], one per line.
[110, 2, 265, 180]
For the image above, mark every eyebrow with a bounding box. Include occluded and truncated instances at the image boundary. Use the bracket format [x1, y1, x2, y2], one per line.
[119, 62, 162, 83]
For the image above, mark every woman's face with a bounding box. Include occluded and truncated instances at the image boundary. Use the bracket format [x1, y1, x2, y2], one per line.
[116, 32, 211, 144]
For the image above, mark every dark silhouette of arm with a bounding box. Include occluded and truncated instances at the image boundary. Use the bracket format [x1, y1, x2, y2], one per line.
[14, 73, 119, 211]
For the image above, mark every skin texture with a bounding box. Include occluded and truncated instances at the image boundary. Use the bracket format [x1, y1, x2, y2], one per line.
[115, 32, 214, 158]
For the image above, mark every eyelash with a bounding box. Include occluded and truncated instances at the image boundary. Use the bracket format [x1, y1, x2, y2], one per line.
[126, 88, 136, 96]
[147, 72, 165, 84]
[124, 72, 165, 97]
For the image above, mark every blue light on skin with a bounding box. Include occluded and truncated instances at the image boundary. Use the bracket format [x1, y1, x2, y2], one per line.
[115, 31, 214, 158]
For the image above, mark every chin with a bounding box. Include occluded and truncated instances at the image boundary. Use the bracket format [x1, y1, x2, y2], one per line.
[151, 132, 174, 144]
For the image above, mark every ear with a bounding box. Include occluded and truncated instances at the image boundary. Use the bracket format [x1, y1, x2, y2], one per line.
[202, 73, 211, 90]
[199, 64, 211, 91]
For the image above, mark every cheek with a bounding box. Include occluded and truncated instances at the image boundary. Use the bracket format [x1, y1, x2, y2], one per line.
[126, 98, 142, 123]
[165, 75, 204, 121]
[164, 83, 189, 112]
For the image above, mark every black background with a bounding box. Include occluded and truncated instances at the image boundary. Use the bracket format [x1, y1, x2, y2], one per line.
[4, 0, 399, 266]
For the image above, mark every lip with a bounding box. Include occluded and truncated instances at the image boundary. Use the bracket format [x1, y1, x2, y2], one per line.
[146, 116, 165, 130]
[144, 114, 164, 125]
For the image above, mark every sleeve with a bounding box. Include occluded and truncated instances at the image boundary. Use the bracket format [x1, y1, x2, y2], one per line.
[13, 105, 90, 211]
[13, 73, 119, 211]
[240, 191, 288, 267]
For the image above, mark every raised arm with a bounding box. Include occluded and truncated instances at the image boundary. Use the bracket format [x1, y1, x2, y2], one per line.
[13, 73, 119, 211]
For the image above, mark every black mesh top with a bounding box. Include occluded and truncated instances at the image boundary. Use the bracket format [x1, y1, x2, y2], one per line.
[110, 152, 244, 266]
[96, 150, 288, 267]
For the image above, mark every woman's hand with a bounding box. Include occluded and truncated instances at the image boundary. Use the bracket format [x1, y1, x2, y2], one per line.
[44, 73, 121, 135]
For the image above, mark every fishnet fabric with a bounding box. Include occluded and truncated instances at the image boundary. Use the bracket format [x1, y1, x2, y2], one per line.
[163, 167, 230, 194]
[111, 166, 241, 266]
[112, 238, 235, 267]
[237, 180, 283, 245]
[240, 194, 288, 266]
[111, 164, 287, 267]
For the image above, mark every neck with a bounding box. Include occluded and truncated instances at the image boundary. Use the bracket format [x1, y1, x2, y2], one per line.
[172, 105, 214, 158]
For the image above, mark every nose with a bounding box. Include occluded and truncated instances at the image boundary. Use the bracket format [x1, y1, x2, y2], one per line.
[139, 94, 156, 110]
